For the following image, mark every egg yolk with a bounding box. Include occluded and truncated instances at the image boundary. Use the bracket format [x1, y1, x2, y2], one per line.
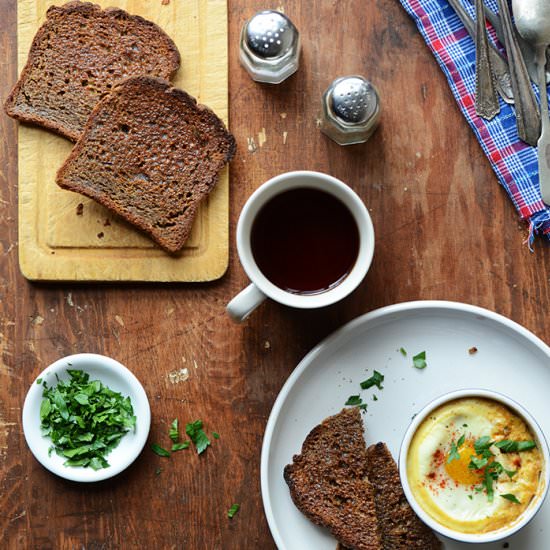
[445, 442, 485, 485]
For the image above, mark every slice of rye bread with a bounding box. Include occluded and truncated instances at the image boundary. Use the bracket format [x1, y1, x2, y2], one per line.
[365, 442, 441, 549]
[56, 76, 236, 254]
[283, 407, 383, 550]
[4, 1, 180, 141]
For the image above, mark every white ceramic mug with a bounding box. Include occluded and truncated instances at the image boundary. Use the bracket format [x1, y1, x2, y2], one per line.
[226, 171, 375, 322]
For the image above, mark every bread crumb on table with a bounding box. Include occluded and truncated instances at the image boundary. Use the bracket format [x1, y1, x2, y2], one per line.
[247, 137, 257, 153]
[258, 128, 267, 147]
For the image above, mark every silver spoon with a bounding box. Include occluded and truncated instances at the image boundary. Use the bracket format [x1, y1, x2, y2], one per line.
[513, 0, 550, 205]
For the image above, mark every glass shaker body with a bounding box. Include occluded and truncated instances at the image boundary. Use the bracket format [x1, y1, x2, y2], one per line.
[239, 10, 300, 84]
[320, 76, 381, 145]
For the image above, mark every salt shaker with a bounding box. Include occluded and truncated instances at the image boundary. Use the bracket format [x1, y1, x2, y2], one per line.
[239, 10, 300, 84]
[320, 76, 381, 145]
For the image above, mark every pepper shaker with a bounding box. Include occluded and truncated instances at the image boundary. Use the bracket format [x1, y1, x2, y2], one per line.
[320, 76, 381, 145]
[239, 10, 300, 84]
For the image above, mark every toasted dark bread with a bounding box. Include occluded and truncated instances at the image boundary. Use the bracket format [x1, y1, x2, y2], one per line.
[56, 76, 236, 253]
[284, 408, 383, 550]
[365, 442, 441, 549]
[4, 1, 180, 141]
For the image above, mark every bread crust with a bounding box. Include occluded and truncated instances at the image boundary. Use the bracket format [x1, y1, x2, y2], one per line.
[4, 0, 180, 141]
[283, 408, 383, 550]
[365, 443, 441, 549]
[284, 411, 442, 550]
[56, 76, 235, 254]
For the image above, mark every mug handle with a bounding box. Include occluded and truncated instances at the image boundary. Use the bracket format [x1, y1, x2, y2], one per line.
[226, 283, 267, 323]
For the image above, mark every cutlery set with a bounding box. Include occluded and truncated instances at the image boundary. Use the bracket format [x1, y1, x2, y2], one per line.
[448, 0, 550, 204]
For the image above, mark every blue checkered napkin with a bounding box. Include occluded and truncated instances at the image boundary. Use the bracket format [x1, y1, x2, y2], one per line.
[398, 0, 550, 243]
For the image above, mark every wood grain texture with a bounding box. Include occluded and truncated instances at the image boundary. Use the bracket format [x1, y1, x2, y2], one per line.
[1, 0, 549, 549]
[18, 0, 230, 282]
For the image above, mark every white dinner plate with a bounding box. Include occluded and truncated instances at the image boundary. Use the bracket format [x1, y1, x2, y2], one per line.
[261, 301, 550, 550]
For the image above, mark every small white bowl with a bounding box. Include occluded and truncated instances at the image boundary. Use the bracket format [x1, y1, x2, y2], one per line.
[22, 353, 151, 482]
[398, 388, 550, 544]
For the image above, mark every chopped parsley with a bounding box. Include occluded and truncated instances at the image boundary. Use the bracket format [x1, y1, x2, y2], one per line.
[447, 434, 465, 464]
[372, 394, 378, 401]
[495, 440, 536, 453]
[345, 395, 362, 406]
[360, 370, 384, 390]
[39, 369, 136, 470]
[169, 419, 179, 443]
[186, 420, 211, 454]
[345, 395, 367, 410]
[412, 351, 427, 369]
[151, 443, 171, 457]
[228, 503, 240, 518]
[171, 442, 190, 452]
[399, 347, 407, 357]
[459, 436, 536, 503]
[501, 493, 521, 504]
[36, 378, 42, 385]
[212, 432, 220, 439]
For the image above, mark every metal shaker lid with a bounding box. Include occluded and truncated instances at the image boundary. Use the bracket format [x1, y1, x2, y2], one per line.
[329, 76, 378, 124]
[244, 10, 297, 59]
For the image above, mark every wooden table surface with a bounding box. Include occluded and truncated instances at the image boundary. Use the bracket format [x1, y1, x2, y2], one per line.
[1, 0, 549, 548]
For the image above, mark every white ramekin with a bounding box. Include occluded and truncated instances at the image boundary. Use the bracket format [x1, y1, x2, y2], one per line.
[398, 388, 550, 544]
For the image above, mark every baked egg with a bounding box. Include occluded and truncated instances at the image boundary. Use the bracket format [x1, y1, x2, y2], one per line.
[406, 397, 544, 535]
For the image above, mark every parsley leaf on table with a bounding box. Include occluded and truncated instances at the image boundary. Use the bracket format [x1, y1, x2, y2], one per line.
[169, 419, 179, 443]
[171, 442, 190, 452]
[228, 504, 240, 518]
[151, 444, 171, 457]
[186, 420, 211, 454]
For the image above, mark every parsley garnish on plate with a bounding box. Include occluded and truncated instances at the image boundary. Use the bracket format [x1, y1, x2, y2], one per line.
[345, 395, 367, 410]
[457, 436, 536, 503]
[447, 434, 465, 464]
[412, 351, 427, 369]
[495, 439, 536, 453]
[39, 369, 136, 470]
[360, 370, 384, 390]
[345, 395, 362, 406]
[399, 347, 407, 357]
[501, 493, 521, 504]
[186, 420, 211, 454]
[228, 503, 240, 519]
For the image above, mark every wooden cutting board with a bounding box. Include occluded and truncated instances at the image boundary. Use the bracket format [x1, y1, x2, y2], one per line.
[17, 0, 229, 282]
